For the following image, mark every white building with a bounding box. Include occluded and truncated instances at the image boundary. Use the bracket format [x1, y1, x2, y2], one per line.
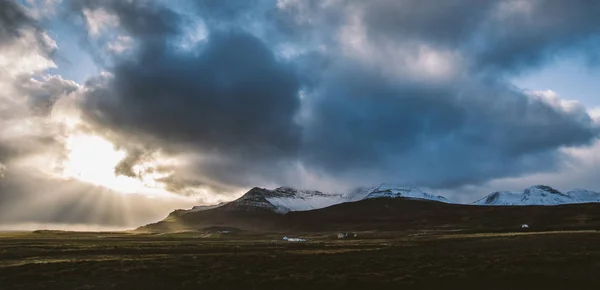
[283, 236, 306, 242]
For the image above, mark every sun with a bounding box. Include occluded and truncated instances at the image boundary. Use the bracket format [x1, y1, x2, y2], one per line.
[62, 134, 170, 195]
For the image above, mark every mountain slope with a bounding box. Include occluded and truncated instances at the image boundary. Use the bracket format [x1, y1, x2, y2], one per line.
[225, 187, 285, 212]
[568, 189, 600, 203]
[220, 187, 349, 213]
[178, 184, 452, 216]
[262, 187, 347, 213]
[163, 184, 600, 226]
[363, 184, 451, 203]
[255, 184, 453, 212]
[190, 203, 226, 212]
[137, 184, 600, 233]
[138, 196, 600, 233]
[474, 185, 599, 206]
[281, 198, 600, 232]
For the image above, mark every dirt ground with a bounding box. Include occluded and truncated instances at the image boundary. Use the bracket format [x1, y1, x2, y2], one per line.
[1, 230, 600, 290]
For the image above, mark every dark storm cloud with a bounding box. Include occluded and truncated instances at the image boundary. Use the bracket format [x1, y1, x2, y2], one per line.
[0, 0, 34, 44]
[340, 0, 600, 74]
[113, 149, 144, 178]
[280, 0, 600, 187]
[474, 0, 600, 73]
[0, 0, 56, 55]
[69, 0, 600, 192]
[0, 0, 197, 229]
[82, 30, 301, 157]
[300, 63, 597, 187]
[194, 0, 258, 21]
[71, 0, 301, 189]
[360, 0, 497, 46]
[274, 1, 600, 73]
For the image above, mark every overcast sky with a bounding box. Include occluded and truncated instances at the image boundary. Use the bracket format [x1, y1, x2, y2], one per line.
[1, 0, 599, 229]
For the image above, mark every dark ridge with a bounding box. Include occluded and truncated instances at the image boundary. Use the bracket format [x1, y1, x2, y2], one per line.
[486, 192, 501, 203]
[526, 185, 567, 196]
[138, 197, 600, 233]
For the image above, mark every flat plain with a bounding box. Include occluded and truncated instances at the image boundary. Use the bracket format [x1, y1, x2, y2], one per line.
[1, 230, 600, 290]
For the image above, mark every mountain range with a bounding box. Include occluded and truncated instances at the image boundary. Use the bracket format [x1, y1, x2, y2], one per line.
[473, 185, 600, 206]
[136, 184, 600, 233]
[185, 184, 600, 215]
[219, 184, 453, 214]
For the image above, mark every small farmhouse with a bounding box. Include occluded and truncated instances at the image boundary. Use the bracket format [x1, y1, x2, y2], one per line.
[337, 232, 358, 239]
[282, 236, 307, 242]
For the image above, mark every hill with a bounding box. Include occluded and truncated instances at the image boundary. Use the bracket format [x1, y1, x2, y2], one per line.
[474, 185, 600, 205]
[138, 196, 600, 233]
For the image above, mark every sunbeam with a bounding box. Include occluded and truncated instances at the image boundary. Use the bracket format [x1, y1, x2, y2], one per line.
[59, 134, 175, 197]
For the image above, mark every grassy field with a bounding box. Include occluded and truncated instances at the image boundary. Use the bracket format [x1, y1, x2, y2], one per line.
[1, 230, 600, 289]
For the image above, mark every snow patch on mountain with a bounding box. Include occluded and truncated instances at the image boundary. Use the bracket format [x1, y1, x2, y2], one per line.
[184, 184, 600, 214]
[226, 187, 284, 212]
[342, 186, 374, 202]
[264, 187, 347, 213]
[261, 184, 454, 212]
[363, 184, 452, 203]
[568, 189, 600, 203]
[473, 185, 600, 206]
[185, 184, 454, 214]
[521, 185, 572, 205]
[473, 191, 523, 206]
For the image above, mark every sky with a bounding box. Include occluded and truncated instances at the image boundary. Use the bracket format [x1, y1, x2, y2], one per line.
[1, 0, 599, 229]
[513, 55, 600, 108]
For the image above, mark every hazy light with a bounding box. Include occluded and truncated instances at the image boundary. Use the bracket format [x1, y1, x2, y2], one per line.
[61, 134, 171, 196]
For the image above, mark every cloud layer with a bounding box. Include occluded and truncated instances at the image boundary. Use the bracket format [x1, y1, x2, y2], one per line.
[0, 1, 195, 228]
[67, 0, 600, 192]
[1, 0, 600, 228]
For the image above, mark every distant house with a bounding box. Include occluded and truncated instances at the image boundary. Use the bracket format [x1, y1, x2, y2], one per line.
[282, 236, 306, 242]
[337, 232, 358, 239]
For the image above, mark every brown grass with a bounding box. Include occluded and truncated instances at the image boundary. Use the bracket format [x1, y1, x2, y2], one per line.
[1, 230, 600, 289]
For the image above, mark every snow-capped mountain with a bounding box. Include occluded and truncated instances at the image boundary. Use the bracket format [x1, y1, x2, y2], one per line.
[473, 185, 600, 206]
[473, 191, 523, 206]
[226, 187, 288, 212]
[184, 184, 452, 214]
[259, 184, 452, 212]
[225, 187, 346, 213]
[343, 186, 374, 202]
[263, 187, 347, 213]
[568, 189, 600, 203]
[520, 185, 573, 204]
[362, 184, 451, 203]
[182, 184, 600, 214]
[166, 184, 600, 224]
